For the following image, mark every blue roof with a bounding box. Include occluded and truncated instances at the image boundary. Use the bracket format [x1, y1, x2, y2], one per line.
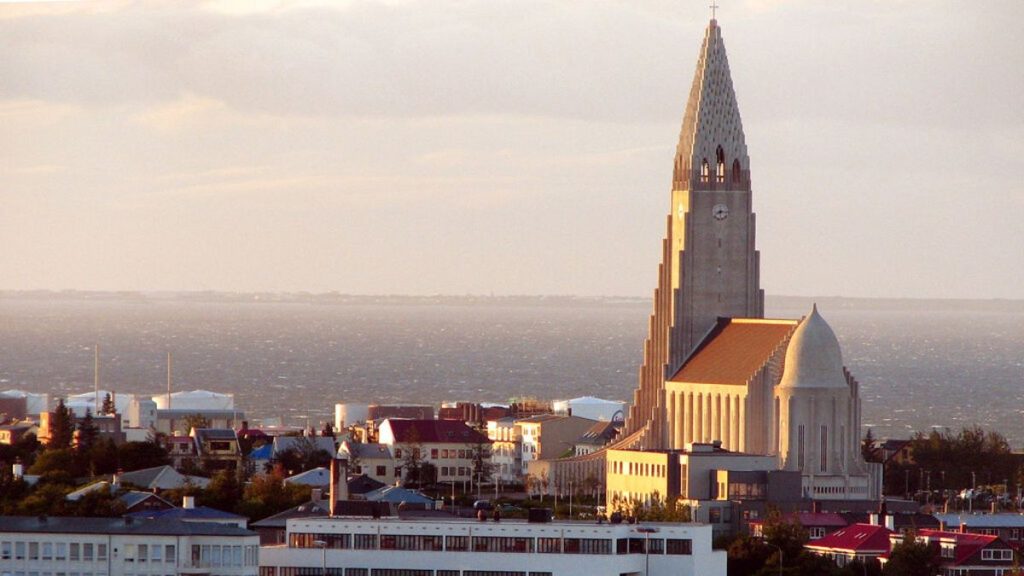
[250, 444, 273, 459]
[127, 506, 244, 521]
[364, 486, 434, 505]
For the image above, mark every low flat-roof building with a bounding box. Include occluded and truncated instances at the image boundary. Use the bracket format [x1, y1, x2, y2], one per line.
[0, 515, 259, 576]
[260, 516, 725, 576]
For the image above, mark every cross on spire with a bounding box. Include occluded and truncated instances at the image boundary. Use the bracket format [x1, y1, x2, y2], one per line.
[710, 2, 719, 20]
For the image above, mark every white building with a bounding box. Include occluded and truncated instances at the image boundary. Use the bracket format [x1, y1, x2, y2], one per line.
[0, 516, 259, 576]
[260, 516, 725, 576]
[0, 391, 49, 417]
[486, 418, 521, 485]
[552, 397, 626, 422]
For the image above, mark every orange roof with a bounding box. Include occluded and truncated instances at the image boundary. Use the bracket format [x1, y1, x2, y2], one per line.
[669, 318, 798, 385]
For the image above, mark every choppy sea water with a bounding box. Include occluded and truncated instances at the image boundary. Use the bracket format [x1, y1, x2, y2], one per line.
[0, 295, 1021, 446]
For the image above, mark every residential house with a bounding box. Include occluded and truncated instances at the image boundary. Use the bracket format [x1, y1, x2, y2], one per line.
[883, 529, 1017, 575]
[934, 513, 1024, 549]
[191, 428, 243, 475]
[338, 441, 397, 485]
[805, 523, 892, 568]
[376, 419, 491, 485]
[0, 422, 35, 445]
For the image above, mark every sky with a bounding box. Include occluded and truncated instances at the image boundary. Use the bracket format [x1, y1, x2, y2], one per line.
[1, 0, 1022, 299]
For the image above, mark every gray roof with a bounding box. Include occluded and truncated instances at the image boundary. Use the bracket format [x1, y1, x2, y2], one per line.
[340, 441, 392, 459]
[118, 491, 174, 510]
[119, 466, 210, 490]
[273, 435, 336, 456]
[934, 513, 1024, 528]
[0, 516, 254, 537]
[193, 428, 238, 440]
[251, 500, 328, 528]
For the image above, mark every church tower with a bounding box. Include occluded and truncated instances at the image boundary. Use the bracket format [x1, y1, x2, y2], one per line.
[625, 19, 764, 445]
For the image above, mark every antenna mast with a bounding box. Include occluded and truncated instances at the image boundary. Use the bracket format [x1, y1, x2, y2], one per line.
[167, 351, 173, 410]
[94, 344, 100, 412]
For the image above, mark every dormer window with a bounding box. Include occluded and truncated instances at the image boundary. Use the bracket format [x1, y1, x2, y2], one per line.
[716, 146, 725, 182]
[700, 158, 710, 182]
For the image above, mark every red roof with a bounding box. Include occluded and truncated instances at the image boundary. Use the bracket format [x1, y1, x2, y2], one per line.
[670, 318, 797, 385]
[806, 524, 892, 554]
[383, 419, 490, 445]
[916, 529, 1003, 566]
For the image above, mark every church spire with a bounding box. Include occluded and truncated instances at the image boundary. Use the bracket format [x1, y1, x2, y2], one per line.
[672, 19, 749, 192]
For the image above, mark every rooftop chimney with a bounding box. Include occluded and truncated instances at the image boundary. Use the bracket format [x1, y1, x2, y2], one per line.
[329, 455, 349, 516]
[183, 496, 196, 509]
[960, 522, 968, 533]
[885, 514, 895, 531]
[13, 460, 24, 480]
[812, 501, 822, 514]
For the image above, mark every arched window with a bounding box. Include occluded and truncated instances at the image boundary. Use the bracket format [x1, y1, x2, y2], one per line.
[731, 159, 742, 183]
[716, 146, 725, 182]
[700, 158, 710, 182]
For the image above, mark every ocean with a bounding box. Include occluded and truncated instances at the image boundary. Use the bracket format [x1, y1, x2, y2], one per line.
[1, 293, 1021, 446]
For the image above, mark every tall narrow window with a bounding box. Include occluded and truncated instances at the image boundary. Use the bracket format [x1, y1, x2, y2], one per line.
[820, 425, 828, 472]
[700, 158, 710, 182]
[716, 146, 725, 182]
[797, 425, 805, 470]
[732, 159, 742, 183]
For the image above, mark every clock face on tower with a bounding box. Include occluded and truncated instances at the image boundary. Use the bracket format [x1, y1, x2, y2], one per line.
[712, 203, 730, 220]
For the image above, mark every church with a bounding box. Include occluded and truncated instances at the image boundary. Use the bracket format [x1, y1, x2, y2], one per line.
[544, 16, 881, 506]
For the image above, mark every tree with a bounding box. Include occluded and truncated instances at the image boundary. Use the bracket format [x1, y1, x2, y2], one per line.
[272, 437, 332, 476]
[100, 393, 115, 416]
[182, 413, 211, 435]
[862, 428, 878, 462]
[236, 469, 312, 522]
[883, 532, 939, 576]
[77, 410, 100, 453]
[470, 440, 493, 487]
[117, 440, 170, 472]
[201, 470, 244, 513]
[47, 398, 76, 450]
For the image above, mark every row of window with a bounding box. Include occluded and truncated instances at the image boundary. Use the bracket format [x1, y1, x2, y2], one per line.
[188, 545, 259, 567]
[981, 549, 1014, 561]
[393, 448, 482, 461]
[349, 466, 473, 480]
[267, 569, 551, 576]
[0, 572, 108, 576]
[118, 545, 176, 563]
[1, 543, 108, 563]
[288, 533, 691, 556]
[608, 461, 665, 477]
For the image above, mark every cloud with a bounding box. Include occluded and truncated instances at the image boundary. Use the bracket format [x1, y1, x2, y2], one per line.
[132, 93, 229, 132]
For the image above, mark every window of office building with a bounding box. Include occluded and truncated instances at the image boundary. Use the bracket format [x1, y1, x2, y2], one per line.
[353, 534, 378, 550]
[471, 537, 533, 553]
[666, 539, 693, 555]
[444, 536, 468, 551]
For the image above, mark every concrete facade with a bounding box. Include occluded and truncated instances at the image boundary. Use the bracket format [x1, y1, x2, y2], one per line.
[260, 517, 725, 576]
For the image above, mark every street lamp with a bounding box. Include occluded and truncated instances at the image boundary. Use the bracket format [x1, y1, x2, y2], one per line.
[313, 540, 327, 576]
[635, 526, 658, 576]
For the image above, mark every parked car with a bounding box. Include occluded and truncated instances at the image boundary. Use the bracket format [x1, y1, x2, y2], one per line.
[473, 500, 493, 511]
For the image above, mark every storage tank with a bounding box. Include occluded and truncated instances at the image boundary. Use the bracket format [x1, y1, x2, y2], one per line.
[335, 403, 370, 430]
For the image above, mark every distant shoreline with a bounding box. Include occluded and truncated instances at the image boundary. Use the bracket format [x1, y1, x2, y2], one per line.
[2, 290, 1023, 312]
